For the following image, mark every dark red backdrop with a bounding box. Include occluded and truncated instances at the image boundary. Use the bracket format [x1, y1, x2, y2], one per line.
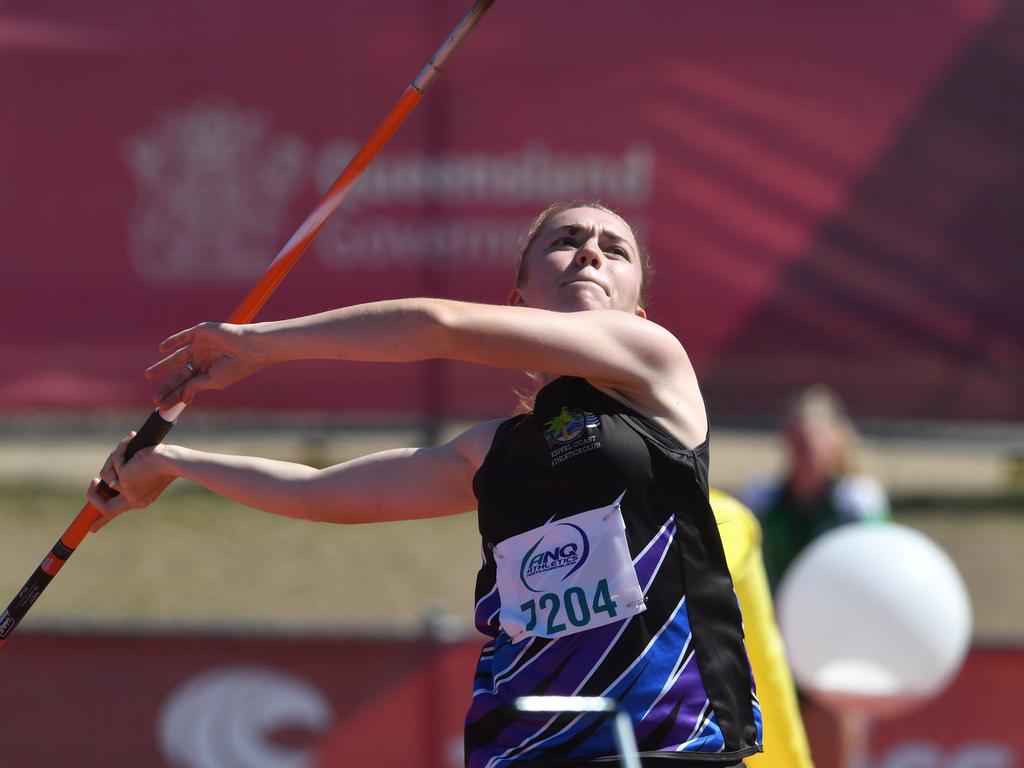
[1, 631, 1020, 768]
[2, 0, 1021, 421]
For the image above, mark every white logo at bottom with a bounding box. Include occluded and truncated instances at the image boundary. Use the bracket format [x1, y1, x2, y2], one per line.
[158, 665, 333, 768]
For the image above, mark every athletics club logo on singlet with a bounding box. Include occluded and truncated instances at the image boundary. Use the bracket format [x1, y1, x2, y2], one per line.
[519, 523, 590, 593]
[543, 407, 601, 466]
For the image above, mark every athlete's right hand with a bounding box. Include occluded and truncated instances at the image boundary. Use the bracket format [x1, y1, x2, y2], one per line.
[87, 432, 177, 531]
[147, 322, 266, 409]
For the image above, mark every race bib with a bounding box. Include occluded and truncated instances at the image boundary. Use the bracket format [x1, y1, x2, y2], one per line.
[493, 492, 646, 641]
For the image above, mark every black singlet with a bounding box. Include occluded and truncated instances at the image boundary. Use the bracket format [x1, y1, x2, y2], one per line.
[464, 376, 763, 767]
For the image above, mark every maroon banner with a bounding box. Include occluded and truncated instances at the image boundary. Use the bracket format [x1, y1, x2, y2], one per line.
[1, 0, 1020, 420]
[0, 631, 1020, 767]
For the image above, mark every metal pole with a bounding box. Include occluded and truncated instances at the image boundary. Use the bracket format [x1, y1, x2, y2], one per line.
[514, 696, 642, 768]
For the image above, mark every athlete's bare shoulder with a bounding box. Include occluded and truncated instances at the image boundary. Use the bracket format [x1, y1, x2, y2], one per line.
[449, 417, 508, 473]
[589, 319, 708, 449]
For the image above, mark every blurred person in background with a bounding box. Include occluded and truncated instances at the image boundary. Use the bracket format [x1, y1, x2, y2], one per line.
[89, 201, 763, 767]
[742, 385, 890, 590]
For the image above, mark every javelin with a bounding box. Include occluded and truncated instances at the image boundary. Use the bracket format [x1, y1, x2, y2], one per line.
[0, 0, 498, 649]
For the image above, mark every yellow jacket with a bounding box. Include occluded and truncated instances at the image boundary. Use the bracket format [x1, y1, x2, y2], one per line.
[710, 489, 814, 768]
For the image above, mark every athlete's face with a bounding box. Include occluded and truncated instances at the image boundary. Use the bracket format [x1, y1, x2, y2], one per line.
[508, 208, 646, 316]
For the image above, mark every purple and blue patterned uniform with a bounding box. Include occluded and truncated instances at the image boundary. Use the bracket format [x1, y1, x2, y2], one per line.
[466, 376, 762, 767]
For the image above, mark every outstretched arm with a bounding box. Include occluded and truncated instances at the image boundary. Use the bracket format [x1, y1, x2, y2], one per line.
[88, 419, 502, 531]
[148, 299, 706, 446]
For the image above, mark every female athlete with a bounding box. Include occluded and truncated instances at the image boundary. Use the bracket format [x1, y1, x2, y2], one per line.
[90, 201, 763, 767]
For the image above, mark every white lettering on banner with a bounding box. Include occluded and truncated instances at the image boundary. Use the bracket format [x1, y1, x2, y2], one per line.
[316, 214, 650, 272]
[878, 740, 1015, 768]
[158, 665, 333, 768]
[313, 141, 654, 208]
[311, 142, 653, 272]
[316, 216, 525, 270]
[121, 103, 654, 282]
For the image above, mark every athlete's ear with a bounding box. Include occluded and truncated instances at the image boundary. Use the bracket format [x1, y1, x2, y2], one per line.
[508, 288, 527, 307]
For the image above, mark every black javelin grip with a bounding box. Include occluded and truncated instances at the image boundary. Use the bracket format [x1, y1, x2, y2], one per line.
[0, 409, 175, 646]
[96, 408, 178, 498]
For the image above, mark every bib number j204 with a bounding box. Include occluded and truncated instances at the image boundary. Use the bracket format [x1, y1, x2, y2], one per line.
[494, 494, 645, 640]
[520, 578, 618, 636]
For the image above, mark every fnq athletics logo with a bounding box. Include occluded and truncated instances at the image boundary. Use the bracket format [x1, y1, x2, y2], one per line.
[519, 523, 590, 593]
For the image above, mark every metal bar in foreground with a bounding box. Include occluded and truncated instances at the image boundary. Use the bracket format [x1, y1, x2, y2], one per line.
[514, 696, 642, 768]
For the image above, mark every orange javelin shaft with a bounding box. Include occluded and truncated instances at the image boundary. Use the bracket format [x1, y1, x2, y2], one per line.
[23, 88, 426, 553]
[227, 87, 422, 325]
[0, 0, 497, 649]
[34, 90, 425, 554]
